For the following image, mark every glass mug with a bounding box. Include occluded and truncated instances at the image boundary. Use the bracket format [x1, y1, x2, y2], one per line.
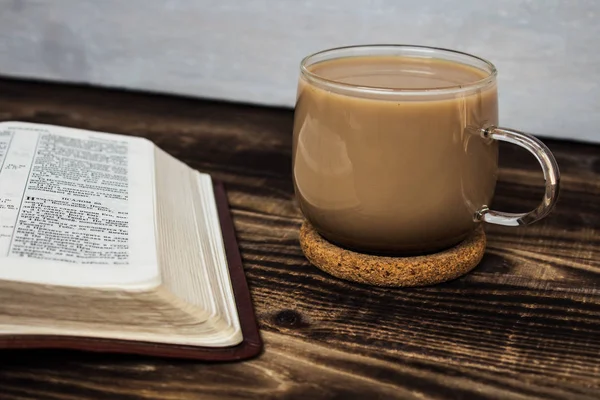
[292, 45, 560, 255]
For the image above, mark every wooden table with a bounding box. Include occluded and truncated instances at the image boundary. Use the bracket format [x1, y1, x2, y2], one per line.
[0, 79, 599, 400]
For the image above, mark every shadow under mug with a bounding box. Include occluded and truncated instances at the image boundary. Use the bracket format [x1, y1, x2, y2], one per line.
[292, 45, 560, 255]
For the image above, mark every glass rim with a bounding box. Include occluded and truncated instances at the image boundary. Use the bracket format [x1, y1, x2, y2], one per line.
[300, 44, 498, 97]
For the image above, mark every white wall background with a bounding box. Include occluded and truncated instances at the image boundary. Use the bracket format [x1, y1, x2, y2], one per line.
[0, 0, 598, 143]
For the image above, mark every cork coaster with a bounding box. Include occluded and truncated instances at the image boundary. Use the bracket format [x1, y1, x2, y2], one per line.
[299, 222, 486, 287]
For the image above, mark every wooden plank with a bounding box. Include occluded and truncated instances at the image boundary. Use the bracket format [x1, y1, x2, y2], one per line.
[0, 79, 599, 399]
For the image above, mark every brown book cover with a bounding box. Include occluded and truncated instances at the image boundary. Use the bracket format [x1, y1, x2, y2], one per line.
[0, 179, 263, 361]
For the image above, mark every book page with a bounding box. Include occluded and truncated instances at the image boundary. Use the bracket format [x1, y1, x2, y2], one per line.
[0, 122, 159, 288]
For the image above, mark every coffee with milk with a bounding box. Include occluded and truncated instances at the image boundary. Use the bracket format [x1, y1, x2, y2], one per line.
[293, 55, 498, 254]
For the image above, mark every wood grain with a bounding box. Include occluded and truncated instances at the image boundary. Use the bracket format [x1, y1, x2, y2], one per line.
[0, 79, 599, 399]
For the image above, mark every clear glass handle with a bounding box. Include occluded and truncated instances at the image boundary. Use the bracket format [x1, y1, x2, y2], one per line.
[475, 126, 560, 227]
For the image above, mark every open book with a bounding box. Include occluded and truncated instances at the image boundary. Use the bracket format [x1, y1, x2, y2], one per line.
[0, 122, 261, 360]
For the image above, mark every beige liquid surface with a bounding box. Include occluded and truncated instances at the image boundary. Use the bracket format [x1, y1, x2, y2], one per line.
[293, 56, 499, 254]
